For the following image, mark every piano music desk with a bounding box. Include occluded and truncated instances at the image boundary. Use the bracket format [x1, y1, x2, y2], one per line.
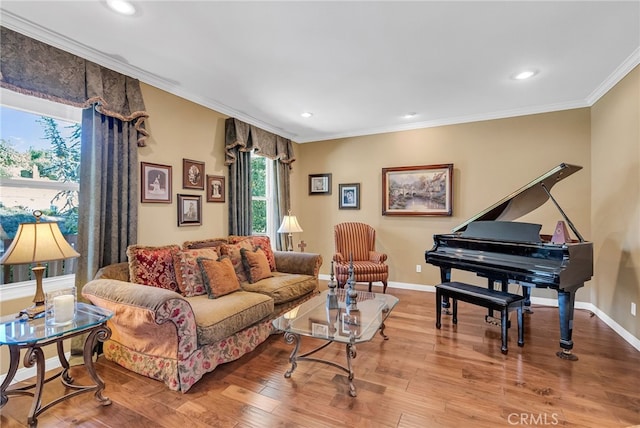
[435, 281, 525, 354]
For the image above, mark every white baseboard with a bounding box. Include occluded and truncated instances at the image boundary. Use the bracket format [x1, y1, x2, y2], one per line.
[319, 275, 640, 352]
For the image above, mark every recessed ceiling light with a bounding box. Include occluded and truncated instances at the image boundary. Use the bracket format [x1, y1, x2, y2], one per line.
[403, 112, 417, 119]
[301, 112, 313, 118]
[513, 70, 538, 80]
[105, 0, 136, 16]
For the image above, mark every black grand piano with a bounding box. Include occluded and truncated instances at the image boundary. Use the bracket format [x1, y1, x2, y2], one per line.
[425, 163, 593, 360]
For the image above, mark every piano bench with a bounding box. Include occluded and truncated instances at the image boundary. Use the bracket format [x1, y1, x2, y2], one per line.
[435, 281, 525, 354]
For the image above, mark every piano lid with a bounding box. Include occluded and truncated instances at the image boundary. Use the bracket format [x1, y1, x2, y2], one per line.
[452, 163, 582, 233]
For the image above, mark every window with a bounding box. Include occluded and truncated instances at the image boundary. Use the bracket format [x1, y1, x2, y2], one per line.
[250, 153, 275, 242]
[0, 88, 82, 285]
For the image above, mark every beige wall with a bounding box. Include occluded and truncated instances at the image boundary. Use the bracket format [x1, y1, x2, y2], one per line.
[293, 109, 592, 302]
[591, 66, 640, 337]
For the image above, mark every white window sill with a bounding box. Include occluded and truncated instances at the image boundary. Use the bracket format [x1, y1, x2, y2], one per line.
[1, 275, 76, 301]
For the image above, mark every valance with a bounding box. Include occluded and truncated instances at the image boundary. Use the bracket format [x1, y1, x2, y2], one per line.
[0, 27, 149, 146]
[225, 118, 295, 167]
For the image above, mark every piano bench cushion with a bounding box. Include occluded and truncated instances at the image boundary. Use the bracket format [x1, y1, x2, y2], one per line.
[436, 281, 523, 309]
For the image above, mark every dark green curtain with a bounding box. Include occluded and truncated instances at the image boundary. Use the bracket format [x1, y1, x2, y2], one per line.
[228, 150, 252, 236]
[75, 105, 138, 287]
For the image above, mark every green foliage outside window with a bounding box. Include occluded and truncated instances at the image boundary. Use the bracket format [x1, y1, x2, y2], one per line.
[251, 155, 267, 234]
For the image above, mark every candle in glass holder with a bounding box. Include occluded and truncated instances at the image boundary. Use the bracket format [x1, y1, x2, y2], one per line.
[53, 294, 75, 324]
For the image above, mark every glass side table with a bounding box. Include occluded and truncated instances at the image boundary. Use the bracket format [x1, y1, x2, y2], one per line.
[0, 302, 113, 427]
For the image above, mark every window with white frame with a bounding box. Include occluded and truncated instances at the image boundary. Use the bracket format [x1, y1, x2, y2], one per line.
[250, 152, 275, 242]
[0, 88, 82, 286]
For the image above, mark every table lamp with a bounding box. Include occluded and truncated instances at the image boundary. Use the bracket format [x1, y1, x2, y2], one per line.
[0, 210, 80, 318]
[277, 210, 303, 251]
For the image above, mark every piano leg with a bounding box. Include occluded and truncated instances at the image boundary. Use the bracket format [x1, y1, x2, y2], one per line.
[522, 286, 533, 313]
[440, 268, 452, 315]
[556, 289, 579, 361]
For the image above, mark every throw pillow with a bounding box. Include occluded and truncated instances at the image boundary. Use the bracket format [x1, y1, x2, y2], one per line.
[197, 256, 241, 299]
[229, 235, 276, 271]
[127, 244, 180, 291]
[240, 247, 274, 284]
[219, 240, 254, 283]
[173, 248, 218, 297]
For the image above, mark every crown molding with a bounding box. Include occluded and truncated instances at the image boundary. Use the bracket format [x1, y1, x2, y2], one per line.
[586, 47, 640, 105]
[0, 11, 292, 140]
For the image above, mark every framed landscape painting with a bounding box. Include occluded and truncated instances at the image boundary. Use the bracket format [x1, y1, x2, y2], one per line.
[141, 162, 172, 203]
[382, 164, 453, 216]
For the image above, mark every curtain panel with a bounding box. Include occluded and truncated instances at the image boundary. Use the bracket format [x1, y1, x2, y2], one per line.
[225, 118, 295, 249]
[0, 26, 149, 146]
[224, 118, 295, 166]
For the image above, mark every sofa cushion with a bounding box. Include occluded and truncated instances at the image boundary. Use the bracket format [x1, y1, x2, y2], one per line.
[240, 247, 274, 284]
[240, 272, 317, 305]
[229, 235, 276, 271]
[187, 291, 274, 346]
[127, 244, 180, 291]
[219, 240, 254, 283]
[173, 248, 218, 297]
[197, 257, 241, 299]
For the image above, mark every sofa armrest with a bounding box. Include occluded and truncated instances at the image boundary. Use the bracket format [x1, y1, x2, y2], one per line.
[273, 251, 322, 277]
[94, 262, 130, 282]
[82, 279, 197, 361]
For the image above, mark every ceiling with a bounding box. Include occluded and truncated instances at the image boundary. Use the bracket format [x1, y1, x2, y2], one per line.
[1, 1, 639, 143]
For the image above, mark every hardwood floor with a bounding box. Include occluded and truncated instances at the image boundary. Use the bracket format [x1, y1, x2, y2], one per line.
[2, 284, 639, 427]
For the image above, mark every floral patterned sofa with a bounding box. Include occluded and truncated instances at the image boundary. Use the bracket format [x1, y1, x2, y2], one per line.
[82, 236, 322, 393]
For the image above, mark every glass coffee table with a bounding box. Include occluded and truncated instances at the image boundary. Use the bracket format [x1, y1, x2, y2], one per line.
[272, 288, 399, 397]
[0, 302, 113, 427]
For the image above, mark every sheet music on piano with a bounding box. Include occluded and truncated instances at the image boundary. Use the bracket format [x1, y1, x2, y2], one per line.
[425, 163, 593, 360]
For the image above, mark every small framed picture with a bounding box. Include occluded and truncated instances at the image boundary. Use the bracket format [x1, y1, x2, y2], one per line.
[206, 175, 225, 203]
[141, 162, 172, 203]
[382, 164, 453, 216]
[183, 159, 205, 190]
[311, 322, 329, 338]
[309, 173, 332, 195]
[339, 183, 360, 210]
[177, 194, 202, 226]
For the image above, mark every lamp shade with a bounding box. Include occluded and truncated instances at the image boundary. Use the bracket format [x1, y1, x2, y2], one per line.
[277, 215, 303, 234]
[0, 221, 80, 265]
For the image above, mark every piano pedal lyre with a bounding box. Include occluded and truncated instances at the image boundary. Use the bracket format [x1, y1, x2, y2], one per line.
[484, 315, 510, 328]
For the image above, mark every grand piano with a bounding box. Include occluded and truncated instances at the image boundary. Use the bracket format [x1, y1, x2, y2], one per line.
[425, 163, 593, 360]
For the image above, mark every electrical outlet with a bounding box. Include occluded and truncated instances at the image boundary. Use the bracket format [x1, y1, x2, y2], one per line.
[632, 302, 637, 317]
[416, 264, 421, 273]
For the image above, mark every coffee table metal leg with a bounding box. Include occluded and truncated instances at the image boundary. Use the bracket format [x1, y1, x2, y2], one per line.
[284, 331, 300, 378]
[345, 340, 357, 397]
[0, 346, 20, 407]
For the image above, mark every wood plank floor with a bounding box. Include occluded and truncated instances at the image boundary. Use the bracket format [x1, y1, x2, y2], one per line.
[2, 284, 639, 427]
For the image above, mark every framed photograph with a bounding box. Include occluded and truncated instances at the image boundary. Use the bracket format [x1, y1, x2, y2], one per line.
[309, 173, 332, 195]
[339, 183, 360, 210]
[141, 162, 172, 203]
[382, 164, 453, 216]
[183, 159, 205, 190]
[206, 175, 225, 203]
[177, 194, 202, 226]
[311, 322, 329, 338]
